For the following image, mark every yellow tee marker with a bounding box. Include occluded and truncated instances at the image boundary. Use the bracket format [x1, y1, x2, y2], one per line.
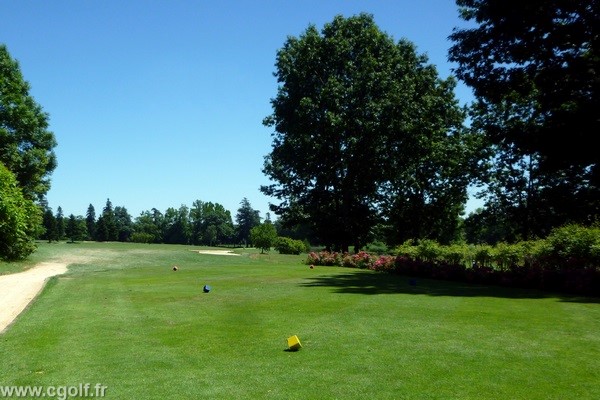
[287, 335, 302, 351]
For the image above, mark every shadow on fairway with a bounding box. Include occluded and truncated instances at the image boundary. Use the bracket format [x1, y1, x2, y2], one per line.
[300, 270, 600, 303]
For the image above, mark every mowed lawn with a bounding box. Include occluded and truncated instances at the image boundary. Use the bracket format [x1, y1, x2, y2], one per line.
[1, 242, 598, 399]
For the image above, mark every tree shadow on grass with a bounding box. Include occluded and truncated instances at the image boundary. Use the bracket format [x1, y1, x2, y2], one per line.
[300, 269, 600, 303]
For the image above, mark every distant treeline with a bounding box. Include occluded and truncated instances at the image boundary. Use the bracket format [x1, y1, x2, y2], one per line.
[40, 197, 266, 247]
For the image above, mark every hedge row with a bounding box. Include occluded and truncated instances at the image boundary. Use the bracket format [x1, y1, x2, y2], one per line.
[306, 224, 600, 296]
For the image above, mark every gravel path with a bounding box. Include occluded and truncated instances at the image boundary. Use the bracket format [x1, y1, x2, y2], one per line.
[0, 262, 68, 333]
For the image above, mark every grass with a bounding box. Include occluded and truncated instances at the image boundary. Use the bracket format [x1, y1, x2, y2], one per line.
[1, 241, 599, 399]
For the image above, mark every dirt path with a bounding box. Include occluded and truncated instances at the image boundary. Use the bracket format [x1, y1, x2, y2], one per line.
[0, 261, 69, 333]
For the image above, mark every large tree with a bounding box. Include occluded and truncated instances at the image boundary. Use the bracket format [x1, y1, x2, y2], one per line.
[55, 206, 65, 240]
[189, 200, 235, 245]
[262, 13, 477, 251]
[235, 197, 261, 247]
[0, 44, 57, 202]
[65, 214, 88, 243]
[96, 199, 118, 242]
[449, 0, 599, 237]
[85, 204, 96, 240]
[163, 205, 191, 244]
[114, 206, 133, 242]
[250, 222, 277, 254]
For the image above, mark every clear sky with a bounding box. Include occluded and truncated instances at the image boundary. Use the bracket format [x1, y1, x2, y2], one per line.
[1, 0, 480, 220]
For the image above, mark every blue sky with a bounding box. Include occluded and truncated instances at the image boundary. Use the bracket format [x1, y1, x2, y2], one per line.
[1, 0, 480, 220]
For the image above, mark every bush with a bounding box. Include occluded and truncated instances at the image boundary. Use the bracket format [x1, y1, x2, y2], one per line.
[131, 232, 154, 244]
[365, 241, 388, 255]
[275, 237, 306, 255]
[0, 163, 43, 261]
[543, 224, 600, 269]
[415, 240, 442, 262]
[305, 225, 600, 296]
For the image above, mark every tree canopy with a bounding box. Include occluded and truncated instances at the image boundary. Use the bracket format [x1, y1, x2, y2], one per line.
[235, 197, 261, 247]
[0, 44, 57, 202]
[250, 222, 277, 254]
[262, 13, 478, 251]
[449, 0, 599, 240]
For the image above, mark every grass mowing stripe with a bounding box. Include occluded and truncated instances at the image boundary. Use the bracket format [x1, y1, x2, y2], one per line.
[0, 242, 598, 399]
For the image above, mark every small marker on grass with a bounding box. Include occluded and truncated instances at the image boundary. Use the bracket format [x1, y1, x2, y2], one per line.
[287, 335, 302, 351]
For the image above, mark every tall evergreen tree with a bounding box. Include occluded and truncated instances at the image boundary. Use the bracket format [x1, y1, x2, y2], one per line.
[65, 214, 87, 243]
[114, 206, 133, 242]
[96, 199, 117, 241]
[42, 208, 58, 243]
[86, 204, 96, 240]
[235, 197, 261, 247]
[55, 206, 65, 240]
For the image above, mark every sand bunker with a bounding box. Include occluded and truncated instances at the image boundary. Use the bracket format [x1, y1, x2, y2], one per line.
[194, 250, 241, 256]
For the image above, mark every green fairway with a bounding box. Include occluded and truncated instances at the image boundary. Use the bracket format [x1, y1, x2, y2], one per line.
[1, 242, 598, 399]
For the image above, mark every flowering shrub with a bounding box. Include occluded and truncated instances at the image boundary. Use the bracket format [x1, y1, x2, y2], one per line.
[304, 224, 600, 296]
[307, 250, 375, 269]
[306, 251, 342, 266]
[370, 255, 395, 272]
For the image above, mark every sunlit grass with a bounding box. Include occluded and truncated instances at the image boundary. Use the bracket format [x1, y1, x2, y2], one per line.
[0, 242, 598, 399]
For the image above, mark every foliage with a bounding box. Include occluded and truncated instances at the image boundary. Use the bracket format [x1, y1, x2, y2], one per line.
[250, 222, 277, 253]
[114, 206, 133, 242]
[262, 13, 479, 252]
[235, 197, 261, 247]
[95, 199, 118, 242]
[274, 236, 307, 255]
[0, 45, 57, 201]
[310, 224, 600, 296]
[65, 214, 87, 243]
[449, 0, 599, 239]
[55, 206, 65, 240]
[163, 205, 191, 244]
[537, 224, 600, 269]
[40, 208, 58, 242]
[133, 209, 163, 244]
[0, 162, 42, 260]
[365, 241, 388, 255]
[130, 232, 154, 244]
[190, 200, 235, 246]
[85, 204, 96, 240]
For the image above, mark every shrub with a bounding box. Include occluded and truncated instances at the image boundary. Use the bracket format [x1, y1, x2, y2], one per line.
[0, 163, 43, 261]
[415, 239, 441, 263]
[131, 232, 154, 244]
[306, 226, 600, 296]
[492, 242, 524, 271]
[392, 239, 419, 259]
[472, 244, 493, 267]
[365, 241, 388, 255]
[439, 243, 469, 266]
[543, 224, 600, 269]
[275, 236, 306, 255]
